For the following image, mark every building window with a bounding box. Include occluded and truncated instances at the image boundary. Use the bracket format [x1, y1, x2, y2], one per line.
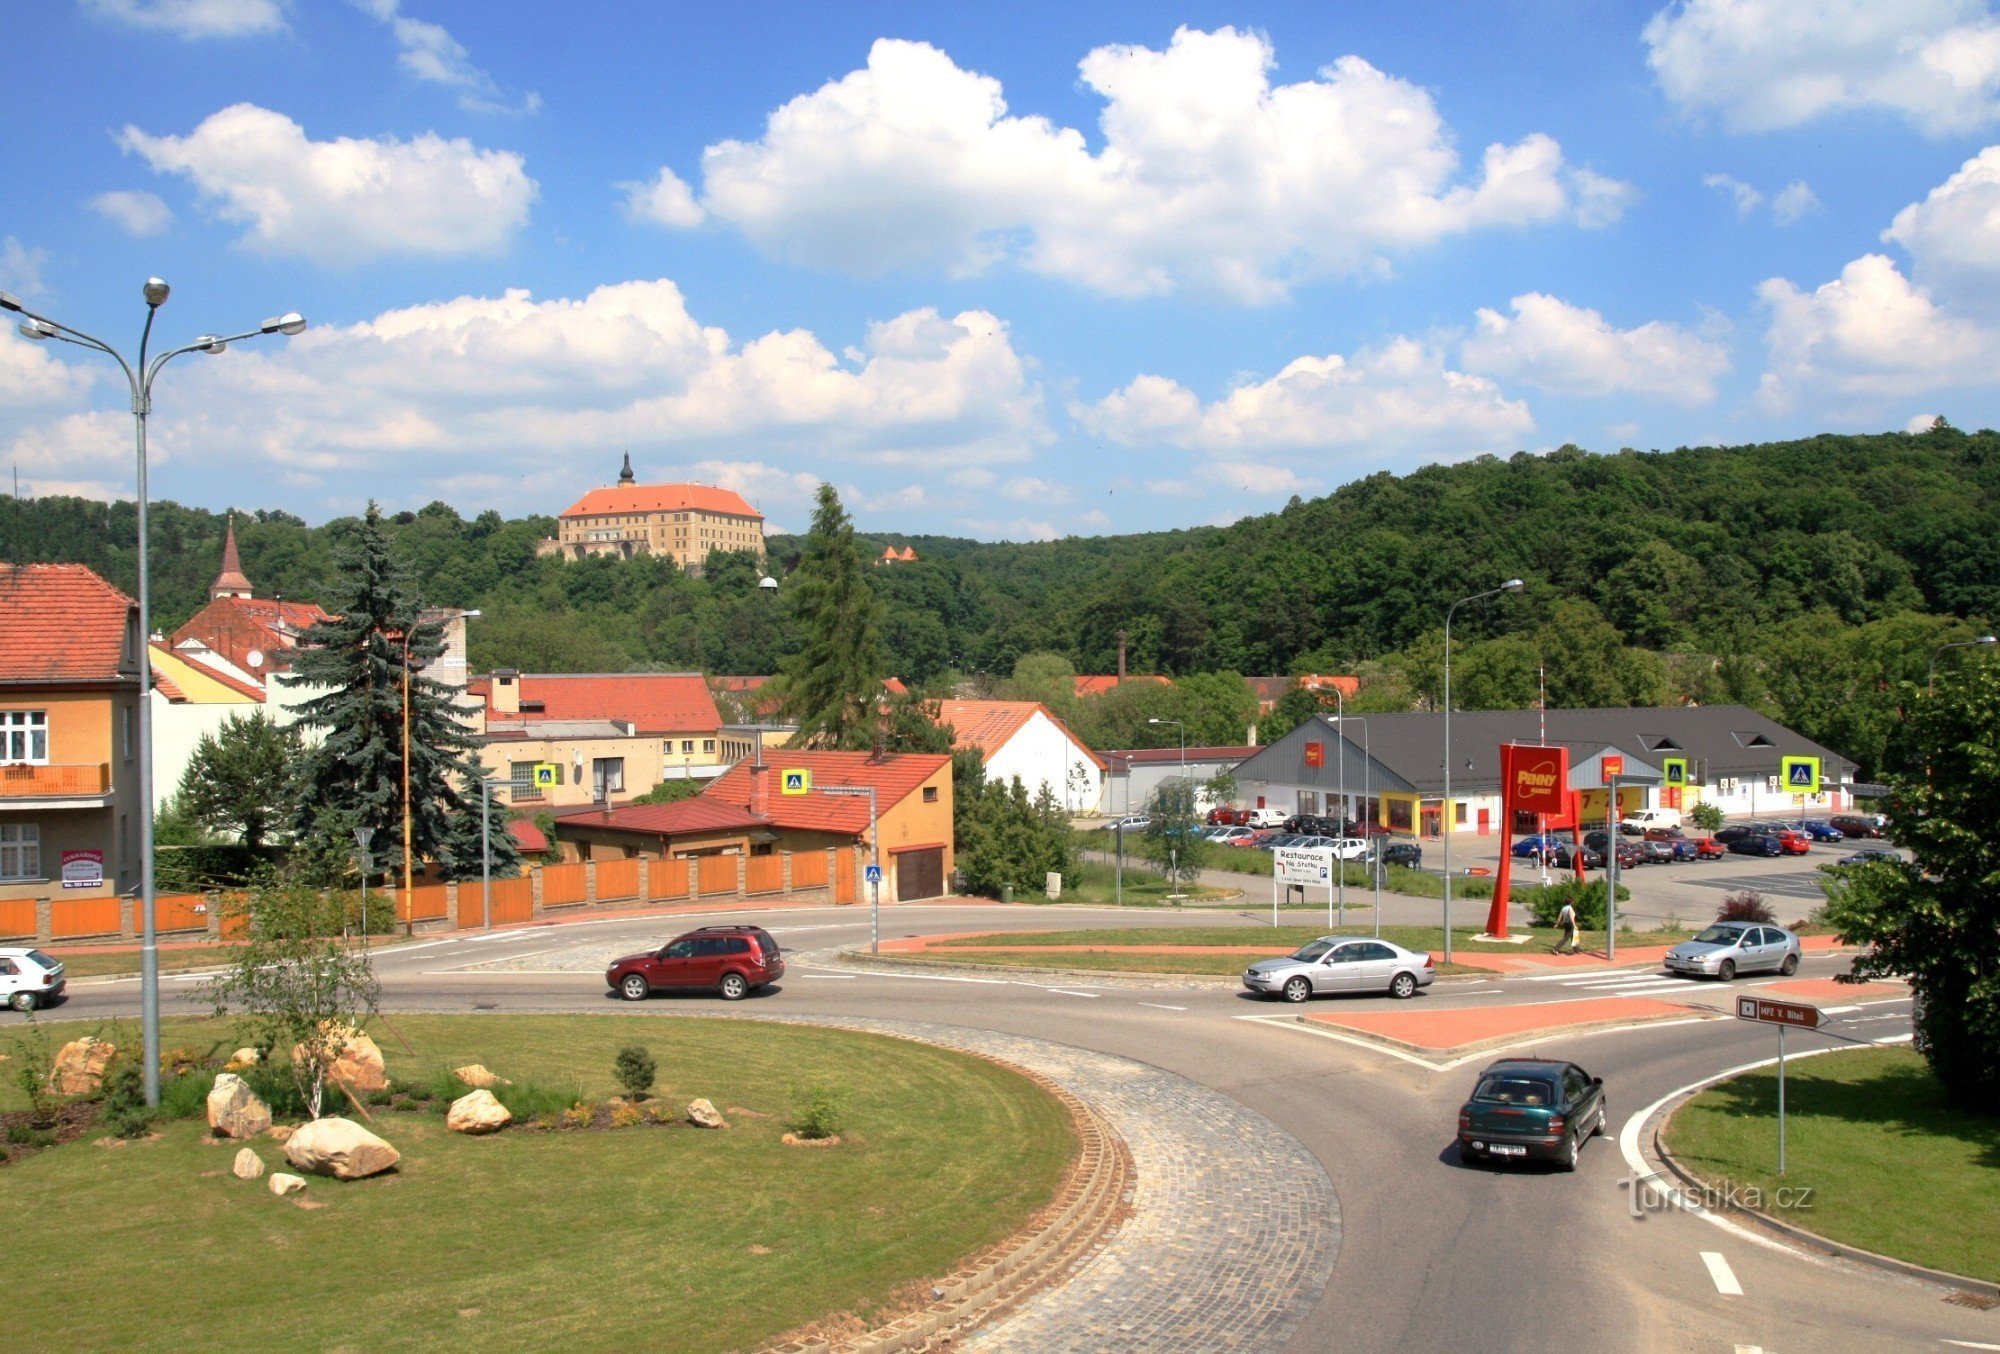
[508, 760, 545, 801]
[592, 757, 625, 796]
[0, 824, 39, 880]
[1298, 791, 1319, 816]
[702, 739, 714, 753]
[1455, 802, 1468, 825]
[922, 786, 938, 803]
[1, 710, 48, 764]
[123, 705, 133, 761]
[681, 739, 694, 754]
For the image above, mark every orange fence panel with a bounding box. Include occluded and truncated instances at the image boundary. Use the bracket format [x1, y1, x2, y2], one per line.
[745, 855, 784, 895]
[458, 883, 484, 930]
[696, 855, 739, 897]
[647, 858, 688, 900]
[153, 892, 211, 933]
[52, 896, 122, 939]
[834, 851, 857, 905]
[595, 858, 639, 903]
[541, 862, 588, 907]
[0, 897, 34, 939]
[406, 884, 450, 922]
[489, 876, 535, 925]
[790, 851, 828, 890]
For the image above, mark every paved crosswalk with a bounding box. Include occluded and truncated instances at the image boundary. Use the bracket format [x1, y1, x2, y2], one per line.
[1519, 967, 1700, 997]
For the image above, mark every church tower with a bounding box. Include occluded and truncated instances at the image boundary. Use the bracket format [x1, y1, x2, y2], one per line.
[209, 514, 254, 601]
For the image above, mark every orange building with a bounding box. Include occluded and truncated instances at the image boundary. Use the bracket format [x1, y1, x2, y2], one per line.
[540, 455, 764, 569]
[0, 565, 143, 903]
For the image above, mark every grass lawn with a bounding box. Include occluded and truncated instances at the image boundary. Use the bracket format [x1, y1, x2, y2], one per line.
[1073, 835, 1497, 900]
[1666, 1047, 2000, 1283]
[0, 1014, 1075, 1350]
[1047, 860, 1238, 905]
[916, 924, 1690, 977]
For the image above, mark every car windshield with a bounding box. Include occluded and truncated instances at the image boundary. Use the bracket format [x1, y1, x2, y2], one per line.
[26, 949, 58, 969]
[1474, 1076, 1555, 1106]
[1692, 925, 1746, 945]
[1291, 939, 1337, 962]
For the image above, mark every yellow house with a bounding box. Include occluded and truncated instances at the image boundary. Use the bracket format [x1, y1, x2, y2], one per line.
[470, 671, 728, 808]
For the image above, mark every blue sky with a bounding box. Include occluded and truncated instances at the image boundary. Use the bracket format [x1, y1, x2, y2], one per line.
[7, 1, 2000, 540]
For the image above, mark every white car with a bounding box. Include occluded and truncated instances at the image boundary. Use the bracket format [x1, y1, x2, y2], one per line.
[1619, 808, 1682, 834]
[1244, 807, 1289, 828]
[0, 947, 66, 1012]
[1327, 837, 1372, 860]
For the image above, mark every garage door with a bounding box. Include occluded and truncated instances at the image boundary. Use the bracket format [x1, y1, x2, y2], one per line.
[896, 847, 944, 901]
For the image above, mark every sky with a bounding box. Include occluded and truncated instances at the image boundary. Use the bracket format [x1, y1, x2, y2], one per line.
[6, 1, 2000, 541]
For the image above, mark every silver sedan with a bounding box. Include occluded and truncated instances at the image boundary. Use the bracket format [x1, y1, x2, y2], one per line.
[1243, 936, 1436, 1002]
[1663, 922, 1802, 980]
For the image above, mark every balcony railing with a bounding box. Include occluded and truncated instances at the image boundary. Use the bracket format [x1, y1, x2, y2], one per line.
[0, 763, 110, 798]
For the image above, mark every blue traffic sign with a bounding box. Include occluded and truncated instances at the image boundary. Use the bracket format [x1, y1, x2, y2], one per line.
[864, 864, 883, 884]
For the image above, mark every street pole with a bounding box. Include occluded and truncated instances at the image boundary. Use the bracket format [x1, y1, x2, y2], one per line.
[1331, 687, 1346, 923]
[824, 785, 879, 952]
[1605, 776, 1619, 963]
[481, 775, 492, 934]
[352, 826, 374, 948]
[1778, 1023, 1788, 1176]
[1441, 579, 1524, 967]
[401, 624, 416, 936]
[3, 282, 304, 1107]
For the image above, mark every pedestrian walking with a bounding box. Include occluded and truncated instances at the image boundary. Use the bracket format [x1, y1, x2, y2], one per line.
[1556, 899, 1580, 955]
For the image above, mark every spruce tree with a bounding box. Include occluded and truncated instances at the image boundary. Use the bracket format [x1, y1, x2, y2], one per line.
[284, 503, 518, 883]
[779, 483, 885, 748]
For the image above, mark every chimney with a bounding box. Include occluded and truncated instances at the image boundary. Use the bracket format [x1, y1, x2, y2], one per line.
[492, 670, 521, 715]
[749, 762, 769, 817]
[1116, 630, 1128, 684]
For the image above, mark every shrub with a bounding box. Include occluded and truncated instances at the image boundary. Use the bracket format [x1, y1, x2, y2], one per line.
[7, 1022, 58, 1126]
[789, 1082, 848, 1141]
[612, 1046, 657, 1100]
[1520, 878, 1629, 930]
[1716, 891, 1775, 924]
[493, 1077, 587, 1123]
[99, 1061, 155, 1138]
[236, 1061, 309, 1121]
[1688, 802, 1725, 832]
[608, 1100, 644, 1129]
[559, 1102, 596, 1130]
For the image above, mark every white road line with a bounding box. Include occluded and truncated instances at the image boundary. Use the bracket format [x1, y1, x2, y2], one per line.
[1874, 1033, 1914, 1045]
[1138, 1002, 1186, 1011]
[1821, 1004, 1862, 1014]
[1046, 988, 1101, 998]
[1522, 969, 1657, 982]
[1735, 1346, 1764, 1353]
[1572, 978, 1686, 992]
[1702, 1251, 1744, 1296]
[1942, 1340, 2000, 1349]
[1454, 987, 1503, 995]
[787, 972, 857, 980]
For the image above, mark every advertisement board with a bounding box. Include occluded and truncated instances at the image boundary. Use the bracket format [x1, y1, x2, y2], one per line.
[61, 849, 104, 891]
[1273, 847, 1333, 886]
[1499, 744, 1569, 816]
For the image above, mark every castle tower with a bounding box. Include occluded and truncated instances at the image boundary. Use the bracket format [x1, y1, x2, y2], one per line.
[618, 451, 635, 485]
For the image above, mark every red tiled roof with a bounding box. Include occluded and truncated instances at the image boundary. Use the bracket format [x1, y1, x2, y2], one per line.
[937, 699, 1105, 769]
[560, 484, 761, 520]
[704, 751, 949, 836]
[509, 815, 549, 854]
[1074, 674, 1172, 697]
[882, 677, 908, 696]
[152, 667, 186, 702]
[484, 674, 721, 735]
[151, 644, 267, 703]
[0, 564, 133, 683]
[561, 798, 767, 837]
[169, 593, 331, 681]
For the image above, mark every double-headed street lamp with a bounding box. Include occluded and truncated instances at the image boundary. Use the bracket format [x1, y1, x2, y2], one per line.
[1928, 635, 1996, 691]
[2, 280, 304, 1106]
[1441, 579, 1524, 966]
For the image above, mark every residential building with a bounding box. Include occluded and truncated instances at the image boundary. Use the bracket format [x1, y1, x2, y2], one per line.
[1242, 673, 1359, 716]
[0, 564, 143, 902]
[148, 642, 265, 813]
[538, 454, 764, 569]
[471, 671, 725, 808]
[1231, 707, 1860, 839]
[876, 545, 918, 565]
[938, 698, 1104, 812]
[1073, 673, 1172, 699]
[169, 515, 331, 699]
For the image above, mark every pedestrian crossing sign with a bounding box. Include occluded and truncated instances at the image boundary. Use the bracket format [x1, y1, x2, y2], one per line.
[533, 762, 559, 788]
[1779, 756, 1821, 794]
[781, 768, 811, 795]
[1660, 757, 1688, 787]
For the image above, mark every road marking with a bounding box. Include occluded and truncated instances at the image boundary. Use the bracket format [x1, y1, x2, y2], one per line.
[1701, 1252, 1743, 1296]
[1138, 1002, 1186, 1011]
[1821, 1004, 1862, 1014]
[1047, 988, 1101, 998]
[1522, 968, 1658, 982]
[1874, 1033, 1914, 1045]
[1942, 1341, 2000, 1349]
[788, 971, 857, 980]
[1244, 1011, 1716, 1072]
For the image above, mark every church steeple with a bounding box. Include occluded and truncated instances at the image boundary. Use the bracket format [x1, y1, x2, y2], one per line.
[617, 451, 635, 485]
[209, 513, 254, 601]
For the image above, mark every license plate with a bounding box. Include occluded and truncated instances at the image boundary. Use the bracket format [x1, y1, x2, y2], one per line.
[1490, 1145, 1527, 1157]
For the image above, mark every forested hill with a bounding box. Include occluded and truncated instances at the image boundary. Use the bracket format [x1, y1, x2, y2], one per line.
[3, 426, 1995, 756]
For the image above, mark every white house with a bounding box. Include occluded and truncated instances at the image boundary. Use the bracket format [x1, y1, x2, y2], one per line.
[937, 699, 1104, 812]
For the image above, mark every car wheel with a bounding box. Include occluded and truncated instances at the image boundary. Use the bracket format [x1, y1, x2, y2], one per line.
[10, 990, 37, 1012]
[1560, 1131, 1580, 1172]
[1281, 976, 1312, 1004]
[1591, 1097, 1608, 1137]
[618, 974, 649, 1002]
[718, 972, 750, 1001]
[1718, 959, 1736, 982]
[1389, 972, 1418, 999]
[1780, 953, 1799, 976]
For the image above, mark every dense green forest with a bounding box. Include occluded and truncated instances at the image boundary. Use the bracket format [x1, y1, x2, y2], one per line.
[4, 425, 1995, 776]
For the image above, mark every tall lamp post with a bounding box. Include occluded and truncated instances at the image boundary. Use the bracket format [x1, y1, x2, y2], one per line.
[1929, 635, 1996, 691]
[2, 281, 304, 1106]
[1148, 717, 1188, 889]
[1327, 686, 1347, 921]
[1441, 579, 1524, 966]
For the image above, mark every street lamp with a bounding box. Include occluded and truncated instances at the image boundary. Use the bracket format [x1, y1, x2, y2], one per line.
[1441, 579, 1524, 966]
[1147, 716, 1187, 796]
[1928, 635, 1996, 691]
[3, 280, 304, 1106]
[1148, 717, 1189, 888]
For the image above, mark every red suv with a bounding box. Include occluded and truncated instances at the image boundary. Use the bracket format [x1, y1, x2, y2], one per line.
[607, 925, 784, 1001]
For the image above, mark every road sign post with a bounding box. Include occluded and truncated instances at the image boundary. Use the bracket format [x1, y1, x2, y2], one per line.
[1737, 996, 1824, 1175]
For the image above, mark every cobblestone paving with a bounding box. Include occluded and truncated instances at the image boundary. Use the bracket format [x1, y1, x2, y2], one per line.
[778, 1015, 1340, 1353]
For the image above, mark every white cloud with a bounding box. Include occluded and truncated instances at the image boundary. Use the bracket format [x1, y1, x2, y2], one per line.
[0, 278, 1051, 511]
[1080, 338, 1528, 460]
[89, 189, 174, 237]
[117, 104, 536, 265]
[955, 517, 1060, 542]
[1905, 412, 1946, 432]
[1772, 180, 1823, 224]
[620, 168, 705, 228]
[81, 0, 286, 39]
[1704, 173, 1764, 215]
[353, 0, 540, 114]
[685, 28, 1625, 302]
[1645, 0, 2000, 135]
[1001, 476, 1070, 503]
[1883, 146, 2000, 305]
[1460, 293, 1731, 404]
[0, 337, 98, 407]
[0, 237, 51, 297]
[1757, 253, 1994, 409]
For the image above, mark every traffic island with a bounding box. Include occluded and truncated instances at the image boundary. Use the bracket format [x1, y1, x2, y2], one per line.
[1296, 994, 1718, 1058]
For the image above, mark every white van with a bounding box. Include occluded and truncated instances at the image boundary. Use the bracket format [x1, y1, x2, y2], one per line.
[0, 947, 66, 1011]
[1245, 807, 1289, 828]
[1619, 807, 1682, 834]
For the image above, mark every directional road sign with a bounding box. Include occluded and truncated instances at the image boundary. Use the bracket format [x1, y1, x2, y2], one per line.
[781, 768, 811, 795]
[1736, 996, 1823, 1029]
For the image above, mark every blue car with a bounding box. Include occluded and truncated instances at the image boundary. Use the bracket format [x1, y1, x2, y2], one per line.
[1511, 835, 1565, 857]
[1726, 834, 1783, 857]
[1787, 820, 1844, 843]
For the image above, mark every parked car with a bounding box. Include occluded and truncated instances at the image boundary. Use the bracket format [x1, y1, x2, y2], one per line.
[1726, 834, 1783, 857]
[1664, 921, 1801, 980]
[1836, 846, 1902, 867]
[1511, 834, 1566, 857]
[1245, 807, 1289, 829]
[1633, 840, 1676, 866]
[1583, 830, 1612, 854]
[1209, 826, 1258, 845]
[0, 947, 66, 1012]
[1786, 820, 1845, 843]
[1107, 814, 1150, 832]
[1376, 841, 1424, 868]
[1769, 829, 1812, 856]
[1326, 837, 1372, 861]
[1642, 826, 1686, 842]
[1456, 1058, 1607, 1171]
[1829, 813, 1887, 839]
[1619, 808, 1682, 835]
[1256, 832, 1303, 850]
[1548, 843, 1606, 870]
[1693, 836, 1725, 860]
[1227, 830, 1277, 848]
[1242, 936, 1435, 1002]
[606, 925, 784, 1001]
[1666, 838, 1702, 862]
[1713, 824, 1761, 844]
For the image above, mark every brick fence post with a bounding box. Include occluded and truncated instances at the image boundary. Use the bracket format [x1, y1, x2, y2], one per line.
[446, 881, 461, 930]
[207, 892, 221, 939]
[687, 856, 699, 898]
[531, 865, 545, 919]
[637, 854, 650, 902]
[736, 853, 747, 899]
[35, 894, 52, 946]
[119, 892, 136, 941]
[781, 850, 793, 898]
[586, 859, 597, 906]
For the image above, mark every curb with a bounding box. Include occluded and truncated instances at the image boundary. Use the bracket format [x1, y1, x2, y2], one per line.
[760, 1058, 1134, 1353]
[834, 948, 1492, 987]
[1649, 1082, 2000, 1303]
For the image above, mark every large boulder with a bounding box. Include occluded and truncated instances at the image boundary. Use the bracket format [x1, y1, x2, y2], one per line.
[446, 1089, 512, 1135]
[291, 1025, 387, 1094]
[686, 1098, 727, 1129]
[283, 1117, 400, 1180]
[207, 1073, 273, 1140]
[453, 1064, 510, 1090]
[49, 1037, 117, 1096]
[232, 1147, 266, 1180]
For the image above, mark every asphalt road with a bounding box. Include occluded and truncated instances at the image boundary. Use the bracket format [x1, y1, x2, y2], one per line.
[21, 899, 1989, 1353]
